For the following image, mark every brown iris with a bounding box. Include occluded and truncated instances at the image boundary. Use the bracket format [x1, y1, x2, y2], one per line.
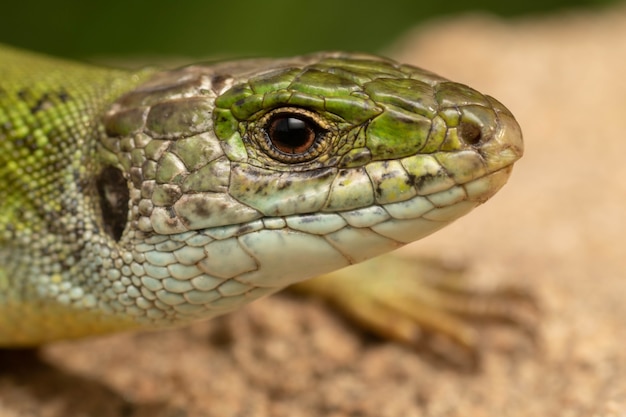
[258, 108, 329, 163]
[267, 114, 317, 154]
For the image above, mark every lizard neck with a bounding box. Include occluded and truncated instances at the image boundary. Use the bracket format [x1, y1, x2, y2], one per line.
[0, 45, 155, 344]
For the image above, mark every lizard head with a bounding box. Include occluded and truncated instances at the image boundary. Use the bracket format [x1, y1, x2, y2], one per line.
[99, 52, 523, 324]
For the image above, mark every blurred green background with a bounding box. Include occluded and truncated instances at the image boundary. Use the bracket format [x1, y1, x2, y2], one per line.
[0, 0, 616, 60]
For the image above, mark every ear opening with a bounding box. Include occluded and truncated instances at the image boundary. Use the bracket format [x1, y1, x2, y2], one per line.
[96, 166, 130, 242]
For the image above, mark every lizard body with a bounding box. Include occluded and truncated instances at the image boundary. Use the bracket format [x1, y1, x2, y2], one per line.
[0, 45, 522, 346]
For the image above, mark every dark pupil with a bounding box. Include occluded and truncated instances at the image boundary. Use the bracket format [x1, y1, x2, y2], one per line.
[268, 116, 316, 154]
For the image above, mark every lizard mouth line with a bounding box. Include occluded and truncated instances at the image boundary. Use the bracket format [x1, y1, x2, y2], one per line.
[156, 164, 515, 246]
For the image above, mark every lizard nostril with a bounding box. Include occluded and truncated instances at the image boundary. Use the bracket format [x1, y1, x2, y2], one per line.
[458, 120, 484, 146]
[456, 104, 498, 147]
[96, 166, 129, 242]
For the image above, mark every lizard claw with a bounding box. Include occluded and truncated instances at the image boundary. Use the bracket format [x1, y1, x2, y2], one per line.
[290, 254, 539, 370]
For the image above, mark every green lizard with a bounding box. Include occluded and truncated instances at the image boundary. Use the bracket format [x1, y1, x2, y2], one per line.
[0, 44, 523, 350]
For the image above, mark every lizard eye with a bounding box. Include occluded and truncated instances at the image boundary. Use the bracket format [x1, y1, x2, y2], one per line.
[268, 115, 316, 154]
[259, 108, 328, 163]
